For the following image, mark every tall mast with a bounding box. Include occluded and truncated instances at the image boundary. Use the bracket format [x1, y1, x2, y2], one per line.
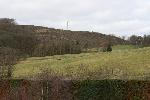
[66, 21, 69, 30]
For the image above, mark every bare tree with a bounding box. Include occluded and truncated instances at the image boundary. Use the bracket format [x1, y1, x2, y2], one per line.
[0, 18, 17, 25]
[0, 47, 19, 79]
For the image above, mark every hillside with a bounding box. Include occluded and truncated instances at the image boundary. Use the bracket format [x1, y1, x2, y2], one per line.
[0, 24, 126, 49]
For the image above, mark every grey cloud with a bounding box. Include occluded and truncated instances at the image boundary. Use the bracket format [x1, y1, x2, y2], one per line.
[0, 0, 150, 36]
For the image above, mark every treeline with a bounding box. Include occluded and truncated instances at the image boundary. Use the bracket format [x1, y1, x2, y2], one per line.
[34, 39, 81, 57]
[128, 35, 150, 47]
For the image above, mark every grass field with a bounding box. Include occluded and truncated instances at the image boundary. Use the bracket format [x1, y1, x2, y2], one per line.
[13, 45, 150, 80]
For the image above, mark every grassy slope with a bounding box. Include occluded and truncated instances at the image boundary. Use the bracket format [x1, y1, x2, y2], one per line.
[13, 45, 150, 80]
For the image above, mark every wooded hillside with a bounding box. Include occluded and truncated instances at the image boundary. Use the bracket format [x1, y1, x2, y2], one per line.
[0, 18, 127, 57]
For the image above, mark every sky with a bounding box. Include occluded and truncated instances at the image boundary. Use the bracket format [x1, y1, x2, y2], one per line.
[0, 0, 150, 36]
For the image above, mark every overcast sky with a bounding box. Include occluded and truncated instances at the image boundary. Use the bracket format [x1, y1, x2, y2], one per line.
[0, 0, 150, 36]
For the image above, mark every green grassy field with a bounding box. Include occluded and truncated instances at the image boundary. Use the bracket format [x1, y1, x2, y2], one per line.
[13, 45, 150, 80]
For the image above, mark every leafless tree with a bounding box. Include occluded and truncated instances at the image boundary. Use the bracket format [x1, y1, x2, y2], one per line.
[0, 47, 19, 79]
[0, 18, 17, 25]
